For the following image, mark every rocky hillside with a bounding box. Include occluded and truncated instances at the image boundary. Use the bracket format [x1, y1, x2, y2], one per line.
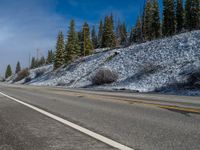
[10, 30, 200, 96]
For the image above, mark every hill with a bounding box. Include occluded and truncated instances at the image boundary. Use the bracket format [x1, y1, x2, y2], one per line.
[9, 30, 200, 96]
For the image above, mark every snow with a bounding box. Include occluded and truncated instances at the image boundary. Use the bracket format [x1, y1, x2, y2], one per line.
[27, 65, 53, 84]
[7, 30, 200, 95]
[12, 65, 53, 84]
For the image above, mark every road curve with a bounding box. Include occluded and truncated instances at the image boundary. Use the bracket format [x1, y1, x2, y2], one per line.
[0, 83, 200, 150]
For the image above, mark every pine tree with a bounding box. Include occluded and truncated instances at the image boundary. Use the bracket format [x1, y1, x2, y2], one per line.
[109, 14, 116, 47]
[141, 3, 146, 40]
[119, 22, 127, 45]
[30, 57, 36, 69]
[196, 0, 200, 29]
[38, 56, 46, 66]
[130, 17, 143, 44]
[185, 0, 192, 30]
[151, 0, 161, 39]
[5, 64, 12, 78]
[15, 61, 21, 74]
[185, 0, 200, 30]
[98, 20, 103, 48]
[115, 19, 121, 47]
[91, 26, 98, 49]
[77, 31, 83, 55]
[163, 0, 176, 36]
[176, 0, 184, 33]
[65, 20, 81, 63]
[129, 27, 136, 44]
[102, 15, 116, 48]
[54, 31, 65, 69]
[46, 50, 54, 64]
[144, 0, 152, 41]
[81, 22, 93, 56]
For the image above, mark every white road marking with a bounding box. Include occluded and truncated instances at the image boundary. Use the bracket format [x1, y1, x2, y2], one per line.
[0, 91, 134, 150]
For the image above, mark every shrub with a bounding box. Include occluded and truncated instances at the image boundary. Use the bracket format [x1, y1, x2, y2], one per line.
[186, 72, 200, 86]
[57, 79, 75, 86]
[24, 77, 32, 83]
[57, 81, 67, 86]
[35, 69, 46, 78]
[140, 63, 162, 74]
[90, 67, 118, 85]
[105, 51, 120, 62]
[14, 69, 30, 82]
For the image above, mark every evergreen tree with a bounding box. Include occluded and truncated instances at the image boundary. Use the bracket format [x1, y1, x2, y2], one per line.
[115, 19, 121, 47]
[38, 56, 46, 66]
[54, 31, 65, 69]
[77, 31, 82, 42]
[102, 15, 116, 48]
[5, 64, 12, 78]
[176, 0, 184, 33]
[141, 3, 146, 40]
[65, 20, 81, 63]
[151, 0, 161, 39]
[130, 17, 143, 44]
[185, 0, 192, 30]
[46, 50, 54, 64]
[185, 0, 200, 30]
[30, 57, 36, 69]
[119, 22, 127, 45]
[15, 61, 21, 74]
[144, 0, 152, 41]
[129, 27, 136, 44]
[98, 20, 103, 48]
[81, 22, 93, 56]
[91, 26, 98, 49]
[163, 0, 176, 36]
[77, 31, 83, 55]
[196, 0, 200, 29]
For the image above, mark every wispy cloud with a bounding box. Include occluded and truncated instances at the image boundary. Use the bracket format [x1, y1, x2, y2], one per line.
[0, 0, 67, 75]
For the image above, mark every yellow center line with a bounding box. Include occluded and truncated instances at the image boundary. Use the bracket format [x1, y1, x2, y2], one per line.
[47, 90, 200, 114]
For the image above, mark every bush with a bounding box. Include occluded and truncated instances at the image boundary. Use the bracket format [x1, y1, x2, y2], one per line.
[57, 79, 75, 86]
[186, 72, 200, 87]
[90, 67, 118, 85]
[24, 77, 32, 83]
[35, 69, 46, 78]
[105, 51, 120, 62]
[140, 63, 162, 75]
[14, 69, 30, 82]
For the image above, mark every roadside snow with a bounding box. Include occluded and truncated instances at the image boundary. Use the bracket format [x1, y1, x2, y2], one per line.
[8, 30, 200, 95]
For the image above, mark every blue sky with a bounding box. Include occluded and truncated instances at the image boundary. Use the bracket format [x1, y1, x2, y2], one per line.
[0, 0, 162, 76]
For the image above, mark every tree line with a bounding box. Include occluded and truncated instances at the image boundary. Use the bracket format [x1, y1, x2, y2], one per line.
[4, 50, 54, 79]
[130, 0, 200, 43]
[54, 15, 118, 69]
[54, 0, 200, 69]
[4, 0, 200, 78]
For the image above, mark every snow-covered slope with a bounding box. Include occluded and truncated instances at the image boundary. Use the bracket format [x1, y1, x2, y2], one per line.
[19, 31, 200, 95]
[12, 65, 54, 84]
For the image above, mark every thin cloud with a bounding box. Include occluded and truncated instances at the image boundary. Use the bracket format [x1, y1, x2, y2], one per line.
[0, 0, 67, 75]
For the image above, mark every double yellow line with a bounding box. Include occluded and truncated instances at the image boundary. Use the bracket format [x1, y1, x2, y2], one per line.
[49, 89, 200, 114]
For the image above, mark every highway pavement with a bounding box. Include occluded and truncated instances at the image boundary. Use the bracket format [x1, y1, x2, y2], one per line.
[0, 83, 200, 150]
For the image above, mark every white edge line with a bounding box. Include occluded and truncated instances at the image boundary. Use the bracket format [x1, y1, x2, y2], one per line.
[0, 91, 134, 150]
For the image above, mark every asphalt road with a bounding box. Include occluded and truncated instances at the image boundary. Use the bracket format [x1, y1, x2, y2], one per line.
[0, 83, 200, 150]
